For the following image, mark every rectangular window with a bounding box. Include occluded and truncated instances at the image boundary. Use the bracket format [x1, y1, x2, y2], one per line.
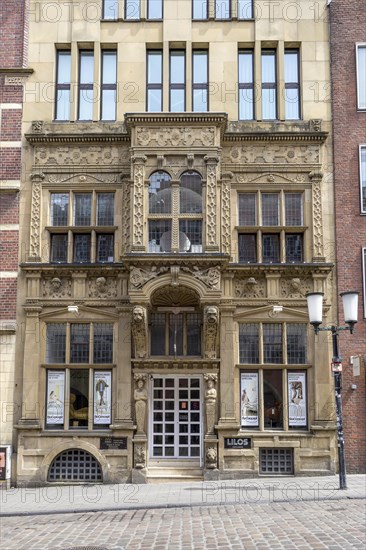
[147, 0, 162, 19]
[263, 369, 283, 428]
[262, 193, 279, 226]
[285, 234, 303, 263]
[97, 193, 114, 225]
[51, 234, 68, 263]
[215, 0, 231, 19]
[55, 51, 71, 121]
[125, 0, 140, 19]
[103, 0, 118, 19]
[360, 146, 366, 213]
[101, 51, 117, 121]
[238, 234, 257, 263]
[150, 313, 166, 355]
[179, 220, 203, 252]
[150, 312, 202, 356]
[69, 369, 89, 428]
[147, 51, 163, 112]
[285, 193, 303, 225]
[284, 50, 300, 120]
[263, 324, 283, 363]
[70, 324, 90, 363]
[193, 0, 208, 19]
[239, 324, 259, 363]
[238, 0, 253, 19]
[94, 324, 114, 363]
[287, 324, 307, 364]
[97, 234, 114, 262]
[239, 50, 254, 120]
[46, 324, 66, 363]
[261, 50, 277, 120]
[262, 234, 280, 263]
[50, 193, 69, 226]
[193, 50, 208, 112]
[356, 44, 366, 110]
[238, 193, 256, 225]
[74, 193, 92, 226]
[78, 51, 94, 120]
[73, 234, 91, 263]
[170, 51, 185, 112]
[148, 220, 172, 252]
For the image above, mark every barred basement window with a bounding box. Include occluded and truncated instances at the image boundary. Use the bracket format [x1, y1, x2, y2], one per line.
[260, 448, 294, 474]
[48, 449, 103, 482]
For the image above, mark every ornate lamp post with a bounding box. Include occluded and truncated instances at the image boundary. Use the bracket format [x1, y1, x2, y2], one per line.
[306, 291, 359, 490]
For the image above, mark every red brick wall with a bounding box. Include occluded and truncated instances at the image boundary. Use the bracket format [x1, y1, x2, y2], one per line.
[0, 110, 22, 140]
[0, 279, 17, 319]
[331, 0, 366, 473]
[0, 194, 19, 224]
[0, 231, 19, 271]
[0, 0, 27, 68]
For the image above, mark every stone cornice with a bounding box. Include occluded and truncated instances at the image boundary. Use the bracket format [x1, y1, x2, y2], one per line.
[20, 263, 126, 274]
[223, 132, 328, 143]
[26, 133, 130, 144]
[132, 359, 220, 369]
[228, 263, 334, 275]
[0, 68, 34, 74]
[123, 253, 230, 269]
[125, 112, 228, 128]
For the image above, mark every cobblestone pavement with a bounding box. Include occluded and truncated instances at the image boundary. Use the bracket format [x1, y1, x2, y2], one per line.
[0, 499, 365, 550]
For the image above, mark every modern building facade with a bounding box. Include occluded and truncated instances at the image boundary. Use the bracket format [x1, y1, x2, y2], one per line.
[14, 0, 338, 484]
[330, 0, 366, 473]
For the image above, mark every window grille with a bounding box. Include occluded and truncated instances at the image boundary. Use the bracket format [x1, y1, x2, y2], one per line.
[48, 449, 102, 481]
[260, 448, 294, 474]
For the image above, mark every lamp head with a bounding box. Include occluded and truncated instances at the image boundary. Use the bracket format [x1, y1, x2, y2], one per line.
[306, 292, 324, 334]
[340, 291, 359, 333]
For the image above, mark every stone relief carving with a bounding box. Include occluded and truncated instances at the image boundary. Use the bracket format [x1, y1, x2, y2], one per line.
[236, 172, 307, 185]
[182, 266, 221, 290]
[310, 172, 324, 259]
[134, 373, 148, 435]
[221, 180, 231, 255]
[29, 179, 42, 258]
[43, 277, 71, 298]
[132, 155, 146, 248]
[205, 157, 218, 248]
[134, 444, 146, 469]
[132, 306, 148, 359]
[224, 145, 320, 165]
[47, 173, 118, 184]
[135, 127, 215, 148]
[122, 181, 131, 253]
[204, 374, 218, 436]
[88, 277, 117, 298]
[32, 121, 44, 133]
[129, 266, 168, 289]
[204, 307, 219, 359]
[234, 277, 265, 298]
[310, 119, 322, 132]
[35, 145, 128, 166]
[280, 277, 312, 299]
[206, 446, 218, 469]
[129, 265, 220, 291]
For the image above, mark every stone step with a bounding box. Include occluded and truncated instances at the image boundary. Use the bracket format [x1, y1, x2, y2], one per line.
[147, 466, 204, 483]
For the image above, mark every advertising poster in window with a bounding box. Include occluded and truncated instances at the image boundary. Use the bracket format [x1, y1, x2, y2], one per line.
[94, 371, 112, 425]
[288, 372, 307, 427]
[46, 371, 65, 425]
[240, 372, 259, 427]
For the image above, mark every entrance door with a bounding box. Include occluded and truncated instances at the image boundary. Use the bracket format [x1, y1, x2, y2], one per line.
[150, 376, 202, 459]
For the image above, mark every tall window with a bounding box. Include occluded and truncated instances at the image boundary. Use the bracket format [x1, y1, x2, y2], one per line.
[193, 0, 208, 19]
[55, 51, 71, 121]
[215, 0, 231, 19]
[360, 145, 366, 213]
[261, 50, 277, 120]
[148, 171, 203, 253]
[147, 51, 163, 112]
[103, 0, 118, 19]
[193, 51, 208, 112]
[170, 51, 185, 112]
[239, 50, 254, 120]
[356, 44, 366, 110]
[238, 192, 304, 263]
[78, 51, 94, 120]
[125, 0, 140, 19]
[284, 50, 300, 120]
[238, 0, 253, 19]
[147, 0, 163, 19]
[101, 51, 117, 121]
[151, 312, 202, 356]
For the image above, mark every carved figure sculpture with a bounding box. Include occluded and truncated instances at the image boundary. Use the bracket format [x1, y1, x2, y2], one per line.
[134, 374, 148, 435]
[134, 445, 146, 468]
[204, 373, 218, 436]
[206, 446, 217, 469]
[51, 277, 62, 293]
[204, 305, 219, 359]
[96, 276, 107, 293]
[131, 305, 148, 358]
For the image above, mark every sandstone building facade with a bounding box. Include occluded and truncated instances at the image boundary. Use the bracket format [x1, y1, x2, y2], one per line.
[15, 0, 338, 484]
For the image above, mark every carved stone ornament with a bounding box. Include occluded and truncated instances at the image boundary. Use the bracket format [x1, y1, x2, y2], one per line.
[225, 145, 320, 165]
[234, 277, 266, 299]
[134, 373, 148, 435]
[29, 180, 42, 258]
[35, 145, 128, 166]
[88, 277, 117, 298]
[132, 157, 146, 247]
[280, 277, 312, 299]
[205, 159, 218, 248]
[135, 127, 215, 148]
[43, 277, 71, 298]
[132, 306, 148, 359]
[221, 180, 231, 254]
[134, 444, 146, 469]
[310, 119, 322, 132]
[310, 174, 324, 258]
[204, 374, 218, 435]
[204, 307, 219, 359]
[129, 266, 168, 289]
[182, 266, 221, 290]
[206, 446, 218, 469]
[32, 121, 44, 133]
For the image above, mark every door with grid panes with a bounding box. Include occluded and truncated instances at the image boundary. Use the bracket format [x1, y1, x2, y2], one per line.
[150, 376, 202, 459]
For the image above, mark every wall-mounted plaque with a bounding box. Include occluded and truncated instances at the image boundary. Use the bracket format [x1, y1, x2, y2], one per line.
[100, 437, 127, 450]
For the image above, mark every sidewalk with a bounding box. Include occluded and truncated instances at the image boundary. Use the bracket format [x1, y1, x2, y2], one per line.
[0, 474, 365, 517]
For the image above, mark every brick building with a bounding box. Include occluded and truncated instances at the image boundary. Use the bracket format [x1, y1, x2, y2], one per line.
[330, 0, 366, 473]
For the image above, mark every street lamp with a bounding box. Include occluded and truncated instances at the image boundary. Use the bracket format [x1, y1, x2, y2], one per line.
[306, 291, 359, 490]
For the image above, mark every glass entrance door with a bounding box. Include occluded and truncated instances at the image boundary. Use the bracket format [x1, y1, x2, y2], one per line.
[150, 376, 202, 459]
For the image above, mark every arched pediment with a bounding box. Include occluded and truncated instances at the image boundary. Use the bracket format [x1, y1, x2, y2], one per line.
[40, 304, 119, 321]
[234, 304, 308, 322]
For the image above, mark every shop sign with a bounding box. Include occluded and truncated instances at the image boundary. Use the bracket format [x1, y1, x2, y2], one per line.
[224, 438, 252, 449]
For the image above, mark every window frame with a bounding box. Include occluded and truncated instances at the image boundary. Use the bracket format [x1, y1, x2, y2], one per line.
[261, 49, 277, 121]
[78, 50, 94, 121]
[192, 0, 208, 20]
[192, 50, 209, 112]
[284, 49, 301, 120]
[215, 0, 231, 20]
[237, 0, 254, 20]
[147, 50, 163, 112]
[101, 50, 117, 121]
[125, 0, 140, 20]
[147, 0, 163, 20]
[102, 0, 118, 19]
[169, 50, 186, 112]
[150, 310, 203, 357]
[359, 145, 366, 214]
[356, 43, 366, 111]
[55, 50, 71, 121]
[238, 49, 255, 120]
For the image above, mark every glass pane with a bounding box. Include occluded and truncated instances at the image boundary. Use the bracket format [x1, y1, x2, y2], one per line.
[262, 193, 279, 225]
[78, 89, 94, 120]
[170, 89, 185, 112]
[125, 0, 140, 19]
[216, 0, 230, 18]
[80, 52, 94, 84]
[148, 89, 162, 112]
[103, 0, 118, 19]
[287, 324, 307, 364]
[187, 314, 202, 355]
[361, 147, 366, 211]
[73, 234, 91, 263]
[149, 220, 172, 252]
[262, 234, 280, 263]
[285, 193, 303, 225]
[97, 234, 114, 262]
[262, 51, 276, 82]
[57, 52, 71, 84]
[70, 324, 90, 363]
[51, 193, 69, 226]
[150, 313, 166, 355]
[149, 171, 172, 213]
[102, 52, 116, 84]
[148, 0, 162, 19]
[74, 194, 92, 225]
[193, 0, 208, 19]
[101, 89, 116, 121]
[239, 324, 259, 363]
[46, 324, 66, 363]
[69, 369, 89, 428]
[180, 172, 202, 213]
[238, 0, 253, 19]
[263, 369, 283, 429]
[169, 314, 183, 356]
[170, 52, 185, 84]
[179, 220, 202, 253]
[285, 88, 300, 120]
[238, 193, 256, 225]
[193, 88, 208, 112]
[148, 52, 163, 84]
[262, 88, 277, 120]
[239, 88, 254, 120]
[357, 46, 366, 109]
[193, 52, 208, 84]
[94, 323, 113, 363]
[284, 51, 299, 83]
[285, 234, 303, 262]
[51, 234, 68, 262]
[55, 89, 70, 121]
[238, 234, 257, 263]
[97, 194, 114, 225]
[239, 51, 253, 84]
[263, 324, 283, 363]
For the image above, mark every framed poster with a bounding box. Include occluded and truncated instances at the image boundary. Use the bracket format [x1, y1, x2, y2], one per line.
[240, 372, 259, 427]
[94, 371, 112, 425]
[288, 371, 307, 427]
[46, 370, 65, 425]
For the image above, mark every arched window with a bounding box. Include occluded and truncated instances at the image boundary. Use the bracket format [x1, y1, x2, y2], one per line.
[149, 171, 172, 214]
[48, 448, 102, 482]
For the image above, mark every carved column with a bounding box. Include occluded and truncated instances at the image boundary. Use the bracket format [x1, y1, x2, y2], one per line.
[204, 373, 218, 436]
[122, 178, 132, 253]
[221, 173, 232, 255]
[218, 305, 237, 425]
[28, 173, 45, 262]
[310, 171, 325, 262]
[171, 180, 180, 252]
[113, 307, 134, 427]
[204, 306, 219, 359]
[204, 155, 220, 252]
[131, 154, 147, 252]
[131, 305, 148, 358]
[134, 373, 148, 435]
